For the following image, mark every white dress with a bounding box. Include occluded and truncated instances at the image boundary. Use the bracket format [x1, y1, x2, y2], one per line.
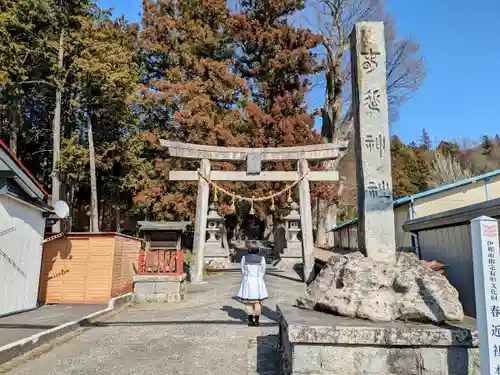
[237, 253, 269, 302]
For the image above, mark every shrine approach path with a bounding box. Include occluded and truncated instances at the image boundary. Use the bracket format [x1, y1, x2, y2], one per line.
[5, 270, 304, 375]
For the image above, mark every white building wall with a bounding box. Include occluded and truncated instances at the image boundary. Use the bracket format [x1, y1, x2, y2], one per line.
[0, 196, 45, 316]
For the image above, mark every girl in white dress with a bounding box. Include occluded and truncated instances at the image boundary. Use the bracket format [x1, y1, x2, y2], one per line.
[237, 242, 269, 326]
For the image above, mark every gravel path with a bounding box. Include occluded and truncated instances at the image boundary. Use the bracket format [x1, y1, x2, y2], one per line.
[5, 271, 304, 375]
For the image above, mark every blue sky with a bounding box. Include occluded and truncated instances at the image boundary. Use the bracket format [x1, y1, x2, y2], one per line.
[99, 0, 500, 145]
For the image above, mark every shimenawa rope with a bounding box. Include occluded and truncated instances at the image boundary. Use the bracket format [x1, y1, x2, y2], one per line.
[196, 169, 307, 212]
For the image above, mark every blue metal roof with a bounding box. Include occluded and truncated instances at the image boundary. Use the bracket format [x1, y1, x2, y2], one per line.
[393, 169, 500, 207]
[330, 169, 500, 232]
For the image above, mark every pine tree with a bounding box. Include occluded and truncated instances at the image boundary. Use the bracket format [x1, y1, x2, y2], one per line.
[391, 136, 431, 198]
[420, 128, 432, 150]
[481, 135, 493, 155]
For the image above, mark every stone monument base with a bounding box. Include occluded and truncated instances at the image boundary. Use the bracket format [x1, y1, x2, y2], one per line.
[277, 303, 479, 375]
[133, 274, 187, 303]
[204, 257, 232, 269]
[273, 257, 303, 273]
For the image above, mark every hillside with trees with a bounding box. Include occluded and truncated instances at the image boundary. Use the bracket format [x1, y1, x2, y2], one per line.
[0, 0, 496, 242]
[337, 130, 500, 223]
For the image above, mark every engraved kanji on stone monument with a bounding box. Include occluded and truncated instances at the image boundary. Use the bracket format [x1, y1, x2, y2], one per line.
[365, 133, 386, 157]
[351, 22, 396, 263]
[361, 48, 381, 73]
[364, 88, 381, 113]
[366, 180, 391, 199]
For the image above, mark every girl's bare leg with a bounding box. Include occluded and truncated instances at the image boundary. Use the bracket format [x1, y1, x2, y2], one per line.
[253, 302, 262, 326]
[253, 302, 262, 316]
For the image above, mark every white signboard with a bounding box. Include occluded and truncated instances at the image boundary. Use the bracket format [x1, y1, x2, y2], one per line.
[471, 216, 500, 375]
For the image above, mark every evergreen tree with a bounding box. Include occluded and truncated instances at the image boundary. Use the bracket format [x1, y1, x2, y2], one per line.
[481, 135, 493, 155]
[420, 128, 432, 150]
[391, 136, 431, 198]
[134, 0, 249, 220]
[228, 0, 326, 221]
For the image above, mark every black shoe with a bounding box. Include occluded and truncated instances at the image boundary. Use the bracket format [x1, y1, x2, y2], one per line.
[254, 315, 260, 327]
[248, 315, 255, 327]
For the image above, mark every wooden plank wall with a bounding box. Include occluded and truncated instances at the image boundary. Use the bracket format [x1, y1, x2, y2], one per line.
[111, 235, 142, 297]
[39, 238, 70, 303]
[85, 236, 114, 303]
[40, 235, 115, 304]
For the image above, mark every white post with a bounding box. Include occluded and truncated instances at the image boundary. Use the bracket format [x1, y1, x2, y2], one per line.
[192, 158, 210, 283]
[471, 216, 500, 375]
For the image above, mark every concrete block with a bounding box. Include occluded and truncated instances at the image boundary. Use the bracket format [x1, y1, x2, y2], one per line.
[133, 274, 187, 304]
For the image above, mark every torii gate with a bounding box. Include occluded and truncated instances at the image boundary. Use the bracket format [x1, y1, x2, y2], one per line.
[161, 140, 347, 283]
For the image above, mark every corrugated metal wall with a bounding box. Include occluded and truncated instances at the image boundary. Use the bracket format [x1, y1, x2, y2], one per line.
[0, 196, 45, 316]
[417, 224, 477, 317]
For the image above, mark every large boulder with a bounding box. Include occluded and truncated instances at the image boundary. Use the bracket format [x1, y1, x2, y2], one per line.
[297, 251, 464, 324]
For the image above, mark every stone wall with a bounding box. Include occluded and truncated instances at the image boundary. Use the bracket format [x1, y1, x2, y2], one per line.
[133, 274, 187, 303]
[277, 303, 479, 375]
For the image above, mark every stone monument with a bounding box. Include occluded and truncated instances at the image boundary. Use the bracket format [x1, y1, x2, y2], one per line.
[280, 22, 476, 375]
[298, 20, 464, 324]
[352, 21, 396, 264]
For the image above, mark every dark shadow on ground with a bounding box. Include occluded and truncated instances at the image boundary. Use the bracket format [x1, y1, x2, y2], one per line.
[256, 334, 281, 375]
[266, 272, 302, 283]
[261, 305, 279, 322]
[221, 305, 247, 322]
[79, 320, 278, 327]
[221, 304, 279, 323]
[228, 299, 279, 322]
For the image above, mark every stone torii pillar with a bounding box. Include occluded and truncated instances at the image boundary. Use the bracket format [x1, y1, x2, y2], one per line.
[351, 22, 396, 264]
[298, 159, 315, 283]
[192, 158, 210, 283]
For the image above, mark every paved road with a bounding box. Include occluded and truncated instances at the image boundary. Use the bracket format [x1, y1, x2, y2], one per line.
[5, 271, 304, 375]
[0, 304, 106, 346]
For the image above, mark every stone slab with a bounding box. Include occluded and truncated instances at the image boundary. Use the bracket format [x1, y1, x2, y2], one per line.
[277, 302, 478, 347]
[133, 274, 187, 304]
[278, 302, 480, 375]
[133, 274, 186, 283]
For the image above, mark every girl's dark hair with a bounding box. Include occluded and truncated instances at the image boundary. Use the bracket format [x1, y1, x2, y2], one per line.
[246, 240, 260, 253]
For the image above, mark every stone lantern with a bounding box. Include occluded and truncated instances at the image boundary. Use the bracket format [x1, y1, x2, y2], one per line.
[283, 200, 302, 259]
[204, 203, 230, 268]
[206, 203, 223, 242]
[284, 201, 301, 243]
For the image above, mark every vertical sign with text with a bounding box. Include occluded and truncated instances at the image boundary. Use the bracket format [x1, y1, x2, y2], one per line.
[350, 22, 396, 263]
[472, 216, 500, 375]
